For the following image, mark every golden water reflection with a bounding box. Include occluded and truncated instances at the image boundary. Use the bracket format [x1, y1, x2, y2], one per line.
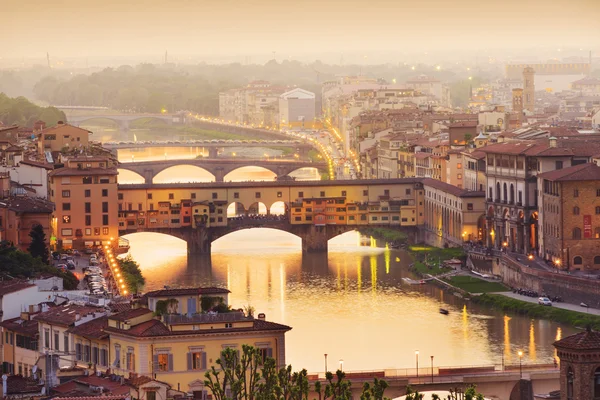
[123, 230, 575, 372]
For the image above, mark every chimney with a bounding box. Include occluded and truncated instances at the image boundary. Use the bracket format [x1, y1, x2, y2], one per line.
[257, 313, 266, 321]
[57, 121, 64, 125]
[549, 136, 557, 148]
[75, 312, 81, 321]
[34, 120, 47, 132]
[20, 312, 29, 321]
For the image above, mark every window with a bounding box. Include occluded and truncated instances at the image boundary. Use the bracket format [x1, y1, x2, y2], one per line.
[212, 192, 218, 199]
[277, 191, 282, 198]
[467, 203, 473, 211]
[102, 202, 109, 213]
[188, 351, 207, 370]
[126, 348, 135, 370]
[294, 216, 301, 221]
[102, 189, 108, 197]
[84, 202, 91, 213]
[169, 193, 174, 200]
[54, 332, 59, 351]
[594, 367, 600, 400]
[63, 215, 71, 224]
[566, 368, 574, 400]
[363, 190, 368, 196]
[62, 203, 71, 211]
[573, 227, 582, 239]
[555, 161, 563, 170]
[84, 215, 91, 226]
[596, 207, 600, 215]
[61, 228, 73, 236]
[573, 206, 580, 215]
[84, 189, 91, 197]
[255, 192, 261, 199]
[595, 256, 600, 264]
[147, 392, 157, 400]
[84, 344, 91, 362]
[83, 177, 92, 184]
[457, 174, 462, 179]
[76, 342, 82, 361]
[113, 345, 121, 368]
[234, 192, 239, 199]
[94, 228, 100, 235]
[103, 215, 109, 225]
[298, 191, 304, 198]
[341, 191, 347, 196]
[320, 191, 325, 197]
[258, 348, 273, 364]
[573, 256, 583, 265]
[92, 346, 99, 365]
[63, 334, 69, 354]
[62, 190, 70, 198]
[154, 353, 172, 372]
[100, 348, 108, 366]
[574, 188, 579, 197]
[102, 227, 109, 235]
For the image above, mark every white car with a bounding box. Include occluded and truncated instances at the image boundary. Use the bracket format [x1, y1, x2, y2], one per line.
[538, 297, 552, 306]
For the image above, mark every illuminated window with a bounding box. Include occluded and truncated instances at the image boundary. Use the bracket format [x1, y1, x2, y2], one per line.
[62, 215, 71, 224]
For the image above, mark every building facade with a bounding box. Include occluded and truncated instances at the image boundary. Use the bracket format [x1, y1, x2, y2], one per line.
[49, 156, 119, 250]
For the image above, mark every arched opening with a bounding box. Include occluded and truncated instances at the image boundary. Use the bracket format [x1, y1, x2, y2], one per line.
[270, 201, 287, 216]
[572, 227, 582, 239]
[288, 167, 321, 181]
[227, 202, 246, 218]
[594, 256, 600, 265]
[496, 182, 501, 201]
[224, 166, 277, 182]
[566, 367, 574, 400]
[329, 230, 362, 248]
[573, 256, 583, 265]
[510, 184, 515, 204]
[212, 228, 301, 251]
[247, 202, 268, 216]
[117, 169, 145, 184]
[488, 187, 493, 199]
[594, 366, 600, 399]
[503, 183, 508, 202]
[529, 212, 538, 250]
[477, 214, 486, 242]
[153, 165, 215, 184]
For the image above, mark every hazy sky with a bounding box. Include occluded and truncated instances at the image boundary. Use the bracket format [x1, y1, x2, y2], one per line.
[2, 0, 600, 59]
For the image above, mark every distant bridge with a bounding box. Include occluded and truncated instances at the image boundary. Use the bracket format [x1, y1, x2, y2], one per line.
[66, 113, 184, 131]
[103, 140, 313, 158]
[118, 158, 328, 183]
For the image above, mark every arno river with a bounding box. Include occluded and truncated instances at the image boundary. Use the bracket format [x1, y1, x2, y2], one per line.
[108, 130, 574, 373]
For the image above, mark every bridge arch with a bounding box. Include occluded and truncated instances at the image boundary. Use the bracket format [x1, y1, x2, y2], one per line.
[117, 168, 146, 184]
[288, 167, 322, 181]
[269, 201, 287, 216]
[247, 202, 268, 215]
[153, 165, 216, 184]
[226, 202, 246, 218]
[223, 166, 277, 182]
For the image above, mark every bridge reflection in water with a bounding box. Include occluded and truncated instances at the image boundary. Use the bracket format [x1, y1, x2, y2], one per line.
[122, 230, 574, 373]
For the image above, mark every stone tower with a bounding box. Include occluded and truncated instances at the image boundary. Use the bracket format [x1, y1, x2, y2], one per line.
[554, 327, 600, 400]
[512, 88, 524, 114]
[522, 67, 535, 113]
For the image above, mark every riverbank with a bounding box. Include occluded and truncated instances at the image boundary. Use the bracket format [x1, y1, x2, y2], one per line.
[408, 245, 465, 276]
[443, 275, 507, 293]
[361, 227, 408, 243]
[473, 294, 600, 330]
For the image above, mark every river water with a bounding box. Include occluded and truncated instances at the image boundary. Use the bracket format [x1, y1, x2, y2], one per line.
[110, 126, 574, 373]
[123, 230, 573, 373]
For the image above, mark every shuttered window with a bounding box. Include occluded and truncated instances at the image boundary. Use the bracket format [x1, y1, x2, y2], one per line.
[187, 352, 207, 370]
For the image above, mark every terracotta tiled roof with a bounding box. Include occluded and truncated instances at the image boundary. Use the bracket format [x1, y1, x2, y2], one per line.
[109, 307, 152, 322]
[572, 76, 600, 86]
[0, 280, 36, 296]
[49, 167, 118, 177]
[33, 304, 104, 327]
[109, 302, 132, 313]
[66, 316, 109, 340]
[0, 315, 39, 336]
[5, 375, 43, 395]
[144, 287, 230, 297]
[106, 317, 291, 338]
[554, 329, 600, 350]
[0, 196, 54, 213]
[537, 163, 600, 181]
[52, 396, 129, 400]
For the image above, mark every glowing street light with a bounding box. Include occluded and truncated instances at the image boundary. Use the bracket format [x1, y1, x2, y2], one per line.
[518, 350, 524, 378]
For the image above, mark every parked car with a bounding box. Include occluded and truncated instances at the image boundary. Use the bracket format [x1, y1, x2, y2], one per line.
[57, 264, 68, 271]
[538, 297, 553, 306]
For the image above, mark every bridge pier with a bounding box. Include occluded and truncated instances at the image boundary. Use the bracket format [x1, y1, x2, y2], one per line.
[186, 227, 212, 254]
[208, 148, 219, 158]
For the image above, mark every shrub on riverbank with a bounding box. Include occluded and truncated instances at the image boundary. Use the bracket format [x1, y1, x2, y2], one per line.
[473, 294, 600, 330]
[118, 255, 145, 294]
[361, 227, 408, 243]
[444, 276, 508, 294]
[408, 245, 465, 276]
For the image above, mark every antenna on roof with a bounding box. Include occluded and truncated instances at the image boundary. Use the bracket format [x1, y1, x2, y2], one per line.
[47, 53, 50, 69]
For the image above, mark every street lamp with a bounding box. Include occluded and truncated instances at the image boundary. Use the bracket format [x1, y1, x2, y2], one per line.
[339, 359, 343, 372]
[415, 350, 419, 378]
[324, 354, 328, 373]
[518, 350, 523, 379]
[430, 356, 434, 383]
[554, 259, 561, 271]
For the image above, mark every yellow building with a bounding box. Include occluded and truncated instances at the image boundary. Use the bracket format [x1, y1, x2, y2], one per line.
[0, 312, 40, 376]
[105, 306, 290, 392]
[37, 122, 91, 155]
[49, 156, 119, 250]
[143, 287, 230, 315]
[67, 316, 110, 370]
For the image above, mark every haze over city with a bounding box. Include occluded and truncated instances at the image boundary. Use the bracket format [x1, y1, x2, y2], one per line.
[2, 0, 600, 64]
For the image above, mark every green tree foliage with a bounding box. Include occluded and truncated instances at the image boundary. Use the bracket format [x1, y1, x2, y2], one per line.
[27, 224, 50, 265]
[205, 346, 388, 400]
[0, 241, 79, 289]
[449, 77, 485, 108]
[0, 93, 66, 127]
[117, 255, 145, 294]
[405, 385, 485, 400]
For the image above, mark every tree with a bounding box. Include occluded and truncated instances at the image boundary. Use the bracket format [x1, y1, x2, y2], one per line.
[405, 385, 485, 400]
[205, 346, 386, 400]
[27, 224, 49, 265]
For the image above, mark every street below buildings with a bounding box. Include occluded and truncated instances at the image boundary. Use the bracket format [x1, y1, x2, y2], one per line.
[494, 291, 600, 316]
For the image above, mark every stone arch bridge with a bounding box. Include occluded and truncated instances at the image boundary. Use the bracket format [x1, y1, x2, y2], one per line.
[118, 159, 328, 183]
[67, 113, 181, 131]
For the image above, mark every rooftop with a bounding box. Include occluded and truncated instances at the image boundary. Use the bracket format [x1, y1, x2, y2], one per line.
[554, 328, 600, 351]
[109, 307, 153, 322]
[0, 314, 39, 336]
[0, 280, 36, 296]
[49, 167, 118, 177]
[33, 304, 104, 327]
[538, 163, 600, 182]
[66, 316, 109, 340]
[422, 178, 485, 198]
[0, 196, 54, 213]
